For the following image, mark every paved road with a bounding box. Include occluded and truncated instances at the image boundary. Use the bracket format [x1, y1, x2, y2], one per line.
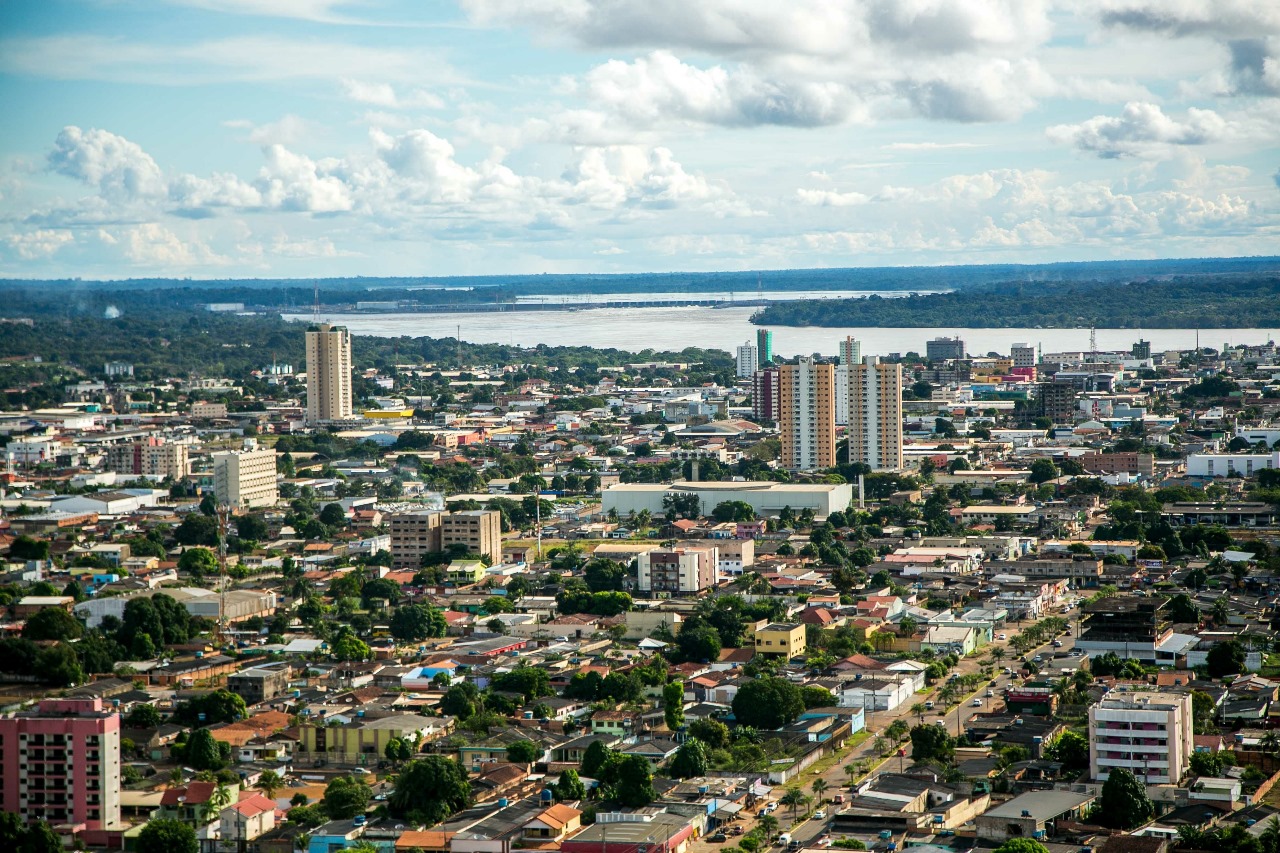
[692, 609, 1082, 853]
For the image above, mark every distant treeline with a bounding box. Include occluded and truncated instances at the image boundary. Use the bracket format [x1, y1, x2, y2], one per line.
[752, 272, 1280, 329]
[3, 255, 1277, 303]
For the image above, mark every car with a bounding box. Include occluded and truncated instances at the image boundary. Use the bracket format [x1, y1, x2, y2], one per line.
[924, 700, 935, 710]
[986, 689, 995, 697]
[972, 698, 983, 706]
[373, 794, 388, 801]
[814, 810, 826, 820]
[1033, 654, 1043, 662]
[1052, 640, 1063, 648]
[832, 795, 845, 804]
[711, 833, 728, 843]
[789, 842, 801, 851]
[765, 803, 778, 813]
[1003, 667, 1014, 674]
[817, 839, 833, 848]
[997, 633, 1007, 640]
[779, 834, 792, 846]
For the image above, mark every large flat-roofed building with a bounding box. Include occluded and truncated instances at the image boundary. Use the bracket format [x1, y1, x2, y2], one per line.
[603, 481, 854, 520]
[779, 358, 835, 471]
[441, 509, 502, 566]
[849, 356, 903, 471]
[638, 546, 717, 594]
[927, 337, 966, 361]
[1078, 451, 1156, 477]
[390, 510, 445, 569]
[1089, 689, 1192, 784]
[0, 698, 121, 830]
[227, 663, 293, 704]
[305, 323, 354, 425]
[212, 446, 278, 509]
[754, 622, 806, 659]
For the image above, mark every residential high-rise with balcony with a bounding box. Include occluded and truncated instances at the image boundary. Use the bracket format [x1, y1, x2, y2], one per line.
[389, 509, 444, 569]
[756, 328, 774, 366]
[106, 437, 189, 479]
[441, 509, 502, 566]
[735, 342, 758, 378]
[0, 698, 121, 829]
[1089, 690, 1192, 784]
[637, 546, 717, 594]
[751, 368, 779, 423]
[779, 358, 835, 472]
[848, 356, 903, 471]
[305, 323, 354, 425]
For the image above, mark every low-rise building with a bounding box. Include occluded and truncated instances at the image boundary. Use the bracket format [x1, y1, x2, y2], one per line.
[753, 622, 806, 659]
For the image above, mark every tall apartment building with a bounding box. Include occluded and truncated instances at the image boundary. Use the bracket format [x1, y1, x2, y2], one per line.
[389, 510, 444, 569]
[848, 356, 903, 471]
[779, 358, 835, 472]
[1089, 689, 1192, 784]
[751, 368, 779, 423]
[1034, 382, 1078, 424]
[212, 447, 278, 509]
[106, 437, 189, 479]
[1011, 343, 1036, 368]
[926, 337, 966, 361]
[839, 336, 861, 366]
[637, 546, 717, 594]
[756, 328, 774, 366]
[834, 337, 860, 427]
[0, 698, 121, 829]
[305, 323, 354, 425]
[735, 342, 759, 378]
[441, 510, 502, 566]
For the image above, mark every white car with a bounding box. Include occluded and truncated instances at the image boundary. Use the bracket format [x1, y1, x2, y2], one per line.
[997, 633, 1007, 640]
[972, 698, 983, 706]
[814, 810, 826, 820]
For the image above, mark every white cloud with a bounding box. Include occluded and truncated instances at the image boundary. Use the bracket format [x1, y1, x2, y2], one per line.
[46, 126, 166, 202]
[256, 145, 354, 212]
[1047, 102, 1230, 158]
[4, 229, 74, 260]
[796, 188, 870, 206]
[341, 79, 445, 109]
[115, 223, 225, 267]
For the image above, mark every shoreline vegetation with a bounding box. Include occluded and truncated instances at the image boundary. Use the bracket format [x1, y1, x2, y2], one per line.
[751, 271, 1280, 329]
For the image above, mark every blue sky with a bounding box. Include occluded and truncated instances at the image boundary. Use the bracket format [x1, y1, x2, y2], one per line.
[1, 0, 1278, 278]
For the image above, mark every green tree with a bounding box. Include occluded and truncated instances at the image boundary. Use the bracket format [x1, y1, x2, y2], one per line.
[1028, 459, 1060, 484]
[994, 840, 1050, 853]
[507, 740, 541, 764]
[172, 690, 247, 726]
[360, 577, 401, 607]
[22, 607, 84, 642]
[236, 514, 269, 542]
[1095, 768, 1154, 829]
[583, 558, 629, 592]
[389, 604, 448, 641]
[178, 547, 218, 578]
[440, 682, 482, 719]
[1044, 730, 1089, 772]
[909, 724, 954, 764]
[1207, 641, 1246, 677]
[581, 740, 612, 778]
[674, 619, 722, 663]
[387, 757, 472, 826]
[16, 821, 64, 853]
[555, 768, 586, 801]
[482, 596, 514, 614]
[36, 642, 83, 687]
[125, 704, 163, 728]
[688, 718, 730, 749]
[669, 739, 710, 779]
[330, 628, 371, 662]
[779, 787, 810, 820]
[322, 776, 371, 820]
[491, 666, 552, 702]
[1166, 594, 1200, 624]
[184, 728, 227, 771]
[1189, 751, 1228, 778]
[319, 503, 347, 527]
[256, 770, 283, 800]
[137, 819, 198, 853]
[732, 677, 804, 729]
[801, 685, 835, 709]
[9, 535, 51, 562]
[384, 737, 413, 763]
[663, 681, 685, 731]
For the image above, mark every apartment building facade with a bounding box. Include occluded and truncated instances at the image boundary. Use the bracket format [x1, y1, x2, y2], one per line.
[751, 368, 779, 423]
[779, 358, 835, 471]
[305, 323, 354, 425]
[0, 698, 121, 829]
[735, 342, 758, 378]
[637, 546, 717, 594]
[754, 622, 807, 659]
[212, 446, 278, 509]
[849, 356, 903, 471]
[1089, 690, 1192, 784]
[106, 437, 189, 479]
[441, 510, 503, 566]
[389, 510, 444, 569]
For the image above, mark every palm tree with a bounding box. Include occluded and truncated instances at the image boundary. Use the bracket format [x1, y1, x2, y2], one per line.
[844, 762, 859, 787]
[758, 814, 779, 840]
[811, 779, 828, 804]
[910, 702, 927, 725]
[779, 787, 809, 821]
[256, 770, 283, 801]
[992, 647, 1006, 663]
[203, 782, 233, 822]
[168, 767, 184, 787]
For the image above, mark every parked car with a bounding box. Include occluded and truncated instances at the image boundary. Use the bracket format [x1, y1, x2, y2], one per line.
[711, 833, 728, 843]
[997, 633, 1007, 640]
[1052, 639, 1063, 648]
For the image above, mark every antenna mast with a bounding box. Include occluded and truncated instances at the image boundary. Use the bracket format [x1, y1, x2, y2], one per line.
[312, 283, 320, 322]
[216, 503, 231, 645]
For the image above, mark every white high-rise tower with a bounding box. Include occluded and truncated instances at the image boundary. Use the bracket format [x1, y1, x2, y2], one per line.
[305, 323, 353, 425]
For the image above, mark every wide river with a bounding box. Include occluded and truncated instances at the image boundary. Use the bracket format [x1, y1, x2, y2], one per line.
[285, 290, 1279, 358]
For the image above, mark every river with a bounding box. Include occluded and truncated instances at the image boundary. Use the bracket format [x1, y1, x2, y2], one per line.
[284, 302, 1279, 358]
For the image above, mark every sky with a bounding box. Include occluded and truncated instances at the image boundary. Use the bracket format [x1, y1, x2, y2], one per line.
[1, 0, 1279, 279]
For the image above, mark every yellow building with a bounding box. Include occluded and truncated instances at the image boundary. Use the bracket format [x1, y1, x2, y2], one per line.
[446, 559, 487, 584]
[296, 713, 451, 765]
[753, 622, 807, 659]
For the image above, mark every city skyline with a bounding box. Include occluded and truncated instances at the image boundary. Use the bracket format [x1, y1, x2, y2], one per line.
[0, 1, 1278, 279]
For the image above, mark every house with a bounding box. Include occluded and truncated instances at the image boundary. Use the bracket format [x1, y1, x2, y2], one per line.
[974, 790, 1095, 842]
[220, 792, 279, 844]
[523, 804, 582, 843]
[753, 622, 806, 659]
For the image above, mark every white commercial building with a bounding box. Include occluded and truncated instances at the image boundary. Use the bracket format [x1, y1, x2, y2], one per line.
[1187, 452, 1280, 478]
[1011, 343, 1036, 368]
[602, 480, 853, 520]
[212, 446, 278, 509]
[1089, 689, 1192, 784]
[305, 323, 354, 425]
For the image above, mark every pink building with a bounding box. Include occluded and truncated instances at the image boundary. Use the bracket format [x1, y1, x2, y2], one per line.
[0, 698, 121, 829]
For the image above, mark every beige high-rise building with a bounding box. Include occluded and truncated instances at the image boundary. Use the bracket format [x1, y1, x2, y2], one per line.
[305, 323, 353, 425]
[441, 510, 503, 565]
[779, 358, 835, 472]
[849, 356, 903, 471]
[212, 447, 278, 509]
[389, 510, 444, 570]
[1089, 689, 1192, 784]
